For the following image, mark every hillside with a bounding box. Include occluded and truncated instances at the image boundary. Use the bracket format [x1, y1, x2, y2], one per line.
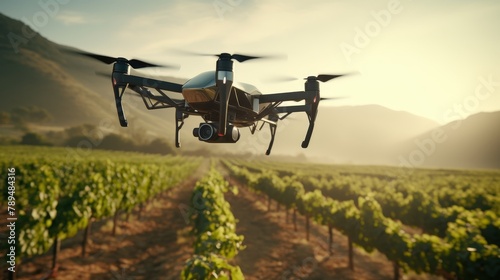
[259, 104, 440, 164]
[0, 13, 188, 140]
[397, 111, 500, 169]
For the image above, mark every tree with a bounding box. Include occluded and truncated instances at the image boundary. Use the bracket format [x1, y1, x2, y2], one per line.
[64, 124, 99, 139]
[98, 133, 137, 151]
[20, 132, 51, 146]
[142, 138, 175, 155]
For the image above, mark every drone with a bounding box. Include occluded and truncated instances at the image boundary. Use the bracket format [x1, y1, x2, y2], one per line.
[69, 50, 350, 155]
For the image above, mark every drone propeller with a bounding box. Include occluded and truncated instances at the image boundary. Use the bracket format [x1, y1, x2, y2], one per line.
[66, 49, 180, 69]
[263, 73, 355, 84]
[310, 74, 349, 83]
[221, 53, 266, 63]
[319, 96, 346, 101]
[172, 49, 283, 63]
[261, 75, 299, 83]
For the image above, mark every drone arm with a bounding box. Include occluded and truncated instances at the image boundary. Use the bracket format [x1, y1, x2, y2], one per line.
[275, 105, 312, 114]
[128, 85, 182, 108]
[258, 91, 309, 103]
[119, 74, 183, 93]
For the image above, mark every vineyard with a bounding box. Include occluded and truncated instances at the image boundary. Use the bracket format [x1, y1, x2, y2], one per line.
[223, 159, 500, 279]
[0, 146, 201, 279]
[182, 168, 244, 279]
[1, 145, 499, 279]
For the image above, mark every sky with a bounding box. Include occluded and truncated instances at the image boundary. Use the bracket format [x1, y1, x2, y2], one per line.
[1, 0, 499, 124]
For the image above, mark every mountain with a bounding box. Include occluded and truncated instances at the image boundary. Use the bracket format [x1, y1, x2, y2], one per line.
[396, 111, 500, 169]
[0, 13, 188, 141]
[258, 104, 440, 164]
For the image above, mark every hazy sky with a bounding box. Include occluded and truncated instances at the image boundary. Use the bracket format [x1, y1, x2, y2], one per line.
[1, 0, 499, 124]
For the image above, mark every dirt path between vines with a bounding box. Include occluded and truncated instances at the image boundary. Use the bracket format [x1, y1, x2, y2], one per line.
[224, 176, 442, 280]
[12, 160, 440, 280]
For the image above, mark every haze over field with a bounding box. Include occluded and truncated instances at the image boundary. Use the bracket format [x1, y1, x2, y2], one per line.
[0, 0, 499, 168]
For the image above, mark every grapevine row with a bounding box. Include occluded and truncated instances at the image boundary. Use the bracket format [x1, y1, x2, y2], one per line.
[0, 146, 200, 272]
[231, 159, 500, 245]
[224, 161, 500, 280]
[297, 173, 500, 246]
[181, 168, 245, 280]
[233, 159, 499, 212]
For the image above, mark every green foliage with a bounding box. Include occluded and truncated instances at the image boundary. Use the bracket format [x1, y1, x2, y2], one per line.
[182, 254, 244, 280]
[0, 145, 201, 261]
[182, 169, 245, 279]
[20, 132, 52, 146]
[62, 129, 176, 155]
[224, 159, 500, 279]
[142, 138, 176, 155]
[282, 177, 304, 209]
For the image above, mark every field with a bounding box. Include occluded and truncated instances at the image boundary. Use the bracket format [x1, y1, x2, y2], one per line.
[1, 146, 499, 279]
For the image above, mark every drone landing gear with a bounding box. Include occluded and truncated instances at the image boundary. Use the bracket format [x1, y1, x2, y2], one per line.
[301, 119, 315, 148]
[112, 83, 128, 127]
[264, 114, 280, 155]
[175, 109, 187, 148]
[266, 122, 277, 155]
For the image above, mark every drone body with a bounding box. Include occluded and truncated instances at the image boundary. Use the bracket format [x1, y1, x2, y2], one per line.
[72, 50, 348, 155]
[182, 70, 264, 128]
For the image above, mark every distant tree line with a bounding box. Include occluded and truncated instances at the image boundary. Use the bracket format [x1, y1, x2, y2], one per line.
[0, 105, 183, 155]
[1, 122, 178, 155]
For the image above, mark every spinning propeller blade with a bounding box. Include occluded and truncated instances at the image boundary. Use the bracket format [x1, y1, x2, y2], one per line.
[78, 52, 116, 64]
[128, 59, 163, 69]
[65, 49, 180, 69]
[264, 73, 355, 84]
[230, 53, 264, 62]
[320, 96, 346, 101]
[307, 73, 355, 82]
[172, 49, 283, 63]
[261, 75, 298, 83]
[315, 74, 346, 82]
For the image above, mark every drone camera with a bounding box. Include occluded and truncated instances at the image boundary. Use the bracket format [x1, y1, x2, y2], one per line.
[198, 123, 218, 141]
[193, 123, 240, 143]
